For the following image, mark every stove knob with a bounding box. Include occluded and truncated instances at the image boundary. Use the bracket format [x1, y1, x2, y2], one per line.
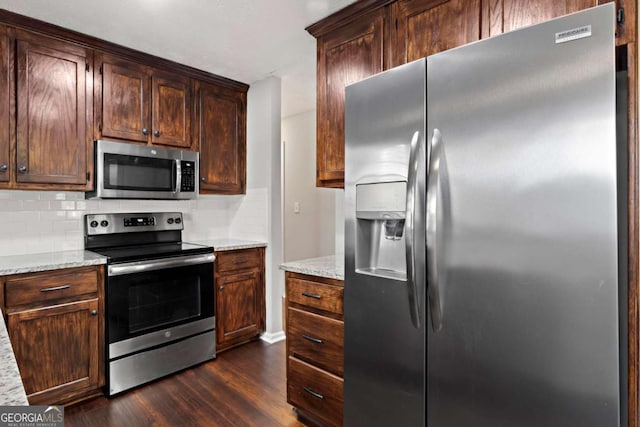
[174, 217, 182, 224]
[167, 218, 174, 224]
[90, 220, 98, 228]
[100, 220, 109, 227]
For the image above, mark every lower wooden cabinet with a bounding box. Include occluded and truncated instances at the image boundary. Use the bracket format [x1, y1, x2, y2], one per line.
[214, 247, 265, 352]
[285, 272, 344, 427]
[1, 265, 104, 405]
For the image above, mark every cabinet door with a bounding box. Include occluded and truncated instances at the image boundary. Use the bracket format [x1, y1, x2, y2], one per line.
[392, 0, 481, 66]
[151, 73, 192, 148]
[482, 1, 633, 44]
[316, 8, 386, 188]
[7, 299, 100, 404]
[216, 270, 262, 350]
[0, 26, 9, 183]
[100, 56, 150, 143]
[196, 81, 246, 194]
[15, 31, 90, 186]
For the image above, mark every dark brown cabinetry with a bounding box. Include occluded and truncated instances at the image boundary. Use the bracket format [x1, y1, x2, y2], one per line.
[308, 0, 635, 188]
[314, 8, 387, 188]
[286, 272, 344, 427]
[196, 81, 246, 194]
[482, 0, 634, 44]
[0, 25, 8, 184]
[0, 9, 248, 194]
[391, 0, 481, 66]
[214, 247, 265, 352]
[1, 266, 104, 405]
[10, 30, 92, 188]
[98, 54, 192, 148]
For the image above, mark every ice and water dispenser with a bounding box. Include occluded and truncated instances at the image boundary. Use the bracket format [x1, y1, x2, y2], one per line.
[355, 181, 407, 281]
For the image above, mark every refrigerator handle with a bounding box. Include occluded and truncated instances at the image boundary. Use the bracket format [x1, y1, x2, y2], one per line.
[427, 129, 444, 332]
[405, 131, 422, 329]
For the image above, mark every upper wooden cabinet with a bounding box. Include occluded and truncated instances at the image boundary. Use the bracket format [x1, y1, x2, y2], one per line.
[97, 54, 192, 148]
[482, 0, 634, 44]
[314, 7, 387, 188]
[0, 10, 248, 194]
[308, 0, 636, 188]
[152, 73, 192, 147]
[196, 80, 246, 194]
[14, 30, 92, 187]
[391, 0, 481, 66]
[0, 26, 9, 184]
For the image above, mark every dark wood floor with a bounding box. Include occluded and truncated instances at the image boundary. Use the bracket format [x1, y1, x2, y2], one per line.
[65, 340, 306, 427]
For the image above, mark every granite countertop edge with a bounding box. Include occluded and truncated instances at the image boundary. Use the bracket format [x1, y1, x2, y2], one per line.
[191, 239, 268, 252]
[0, 309, 29, 406]
[0, 250, 107, 276]
[280, 255, 344, 281]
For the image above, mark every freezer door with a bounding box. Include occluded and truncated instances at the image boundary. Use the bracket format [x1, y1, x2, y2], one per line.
[426, 4, 620, 426]
[344, 59, 427, 426]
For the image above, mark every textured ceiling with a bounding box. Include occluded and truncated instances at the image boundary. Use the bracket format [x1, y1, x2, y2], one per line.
[0, 0, 355, 117]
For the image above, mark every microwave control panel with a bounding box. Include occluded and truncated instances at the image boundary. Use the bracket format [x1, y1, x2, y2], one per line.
[181, 161, 196, 192]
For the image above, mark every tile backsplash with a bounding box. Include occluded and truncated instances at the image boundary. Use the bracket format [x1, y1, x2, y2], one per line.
[0, 188, 268, 256]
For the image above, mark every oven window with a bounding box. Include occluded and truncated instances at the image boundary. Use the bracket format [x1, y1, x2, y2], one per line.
[107, 262, 214, 344]
[128, 279, 201, 334]
[104, 153, 175, 192]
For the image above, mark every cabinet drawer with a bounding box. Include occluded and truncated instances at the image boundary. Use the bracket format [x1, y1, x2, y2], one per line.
[288, 307, 344, 376]
[5, 267, 99, 308]
[216, 248, 261, 273]
[287, 277, 343, 316]
[287, 356, 343, 427]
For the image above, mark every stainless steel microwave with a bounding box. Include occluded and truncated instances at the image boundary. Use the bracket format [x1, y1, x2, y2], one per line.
[87, 140, 198, 200]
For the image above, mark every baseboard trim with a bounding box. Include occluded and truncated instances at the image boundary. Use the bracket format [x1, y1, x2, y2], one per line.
[260, 331, 286, 344]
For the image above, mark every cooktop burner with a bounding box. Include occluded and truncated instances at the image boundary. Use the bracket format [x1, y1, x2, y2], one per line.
[90, 242, 213, 263]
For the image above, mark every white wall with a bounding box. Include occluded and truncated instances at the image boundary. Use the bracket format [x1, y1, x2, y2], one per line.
[245, 76, 284, 341]
[282, 110, 335, 261]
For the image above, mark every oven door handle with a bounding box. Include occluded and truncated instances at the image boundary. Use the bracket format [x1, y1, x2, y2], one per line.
[108, 253, 215, 276]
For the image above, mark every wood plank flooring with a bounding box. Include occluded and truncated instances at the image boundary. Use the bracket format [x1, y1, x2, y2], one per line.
[65, 340, 305, 427]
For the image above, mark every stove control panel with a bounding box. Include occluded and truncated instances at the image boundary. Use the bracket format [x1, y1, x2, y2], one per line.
[124, 216, 156, 227]
[84, 212, 184, 235]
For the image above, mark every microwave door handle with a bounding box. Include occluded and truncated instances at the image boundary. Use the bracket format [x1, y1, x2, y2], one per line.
[174, 159, 181, 193]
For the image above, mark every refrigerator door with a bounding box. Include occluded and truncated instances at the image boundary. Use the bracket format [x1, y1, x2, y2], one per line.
[426, 4, 619, 427]
[344, 60, 427, 426]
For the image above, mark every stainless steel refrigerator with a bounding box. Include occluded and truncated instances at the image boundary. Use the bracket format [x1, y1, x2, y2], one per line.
[344, 4, 626, 426]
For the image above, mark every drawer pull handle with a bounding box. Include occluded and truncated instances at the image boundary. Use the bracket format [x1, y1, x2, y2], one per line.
[302, 292, 321, 299]
[302, 335, 323, 344]
[234, 258, 250, 264]
[40, 285, 71, 292]
[304, 387, 324, 400]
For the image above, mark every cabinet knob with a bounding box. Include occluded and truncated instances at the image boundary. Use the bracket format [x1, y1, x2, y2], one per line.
[91, 310, 98, 316]
[219, 285, 225, 290]
[142, 128, 149, 135]
[0, 164, 7, 172]
[18, 166, 27, 173]
[153, 130, 161, 137]
[201, 177, 207, 183]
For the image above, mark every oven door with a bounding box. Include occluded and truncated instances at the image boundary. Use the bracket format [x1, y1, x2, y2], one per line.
[106, 253, 215, 359]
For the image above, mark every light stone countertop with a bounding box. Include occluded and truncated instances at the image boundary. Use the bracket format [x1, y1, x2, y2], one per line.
[0, 250, 107, 276]
[190, 239, 267, 252]
[0, 309, 28, 406]
[280, 255, 344, 281]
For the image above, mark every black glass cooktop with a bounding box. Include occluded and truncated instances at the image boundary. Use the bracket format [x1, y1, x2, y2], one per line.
[90, 242, 213, 263]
